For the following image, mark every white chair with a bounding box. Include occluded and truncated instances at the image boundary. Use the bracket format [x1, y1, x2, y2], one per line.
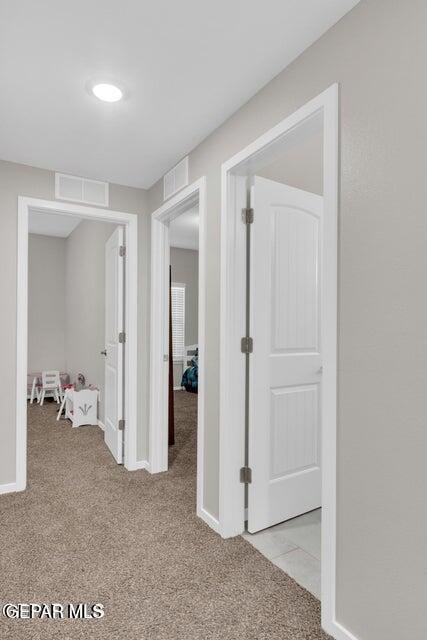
[39, 370, 63, 406]
[29, 376, 41, 404]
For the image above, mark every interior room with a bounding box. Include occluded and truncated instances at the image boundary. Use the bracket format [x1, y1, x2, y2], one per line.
[0, 2, 425, 640]
[167, 206, 200, 480]
[241, 112, 323, 598]
[27, 209, 125, 474]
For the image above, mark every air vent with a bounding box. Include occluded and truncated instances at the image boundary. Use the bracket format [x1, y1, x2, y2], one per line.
[55, 173, 109, 207]
[163, 156, 189, 201]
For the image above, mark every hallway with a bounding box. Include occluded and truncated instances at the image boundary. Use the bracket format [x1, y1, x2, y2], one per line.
[0, 393, 328, 639]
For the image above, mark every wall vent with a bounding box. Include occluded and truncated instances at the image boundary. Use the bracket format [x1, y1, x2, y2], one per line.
[55, 173, 109, 207]
[163, 156, 189, 201]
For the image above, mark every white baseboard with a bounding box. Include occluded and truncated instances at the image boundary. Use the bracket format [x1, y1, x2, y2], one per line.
[198, 506, 219, 533]
[0, 482, 18, 495]
[324, 619, 360, 640]
[97, 420, 105, 431]
[127, 460, 150, 471]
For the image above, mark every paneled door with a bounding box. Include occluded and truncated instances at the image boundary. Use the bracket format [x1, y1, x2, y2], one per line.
[248, 177, 323, 532]
[104, 226, 125, 463]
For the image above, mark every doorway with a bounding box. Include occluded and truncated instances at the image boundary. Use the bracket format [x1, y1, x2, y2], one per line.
[16, 197, 139, 490]
[219, 85, 338, 633]
[168, 207, 199, 472]
[149, 178, 213, 529]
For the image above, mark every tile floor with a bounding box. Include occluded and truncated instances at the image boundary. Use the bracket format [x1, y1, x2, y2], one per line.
[242, 508, 321, 599]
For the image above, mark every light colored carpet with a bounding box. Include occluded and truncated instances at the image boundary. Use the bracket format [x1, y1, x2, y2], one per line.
[0, 392, 330, 639]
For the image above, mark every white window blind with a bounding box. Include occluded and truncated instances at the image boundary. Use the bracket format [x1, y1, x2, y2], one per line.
[171, 283, 185, 362]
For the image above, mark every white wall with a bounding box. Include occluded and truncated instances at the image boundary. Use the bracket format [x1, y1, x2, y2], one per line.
[28, 234, 67, 373]
[65, 219, 116, 423]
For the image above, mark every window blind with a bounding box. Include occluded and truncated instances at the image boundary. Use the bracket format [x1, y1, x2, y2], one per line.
[171, 283, 185, 362]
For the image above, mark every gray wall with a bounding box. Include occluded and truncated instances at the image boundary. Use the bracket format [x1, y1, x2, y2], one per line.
[170, 247, 199, 345]
[65, 219, 116, 423]
[28, 234, 66, 373]
[257, 118, 323, 194]
[0, 159, 149, 485]
[28, 223, 115, 423]
[148, 1, 427, 639]
[170, 247, 199, 387]
[1, 1, 426, 636]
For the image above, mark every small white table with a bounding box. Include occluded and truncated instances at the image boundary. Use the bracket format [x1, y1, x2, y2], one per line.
[57, 388, 100, 427]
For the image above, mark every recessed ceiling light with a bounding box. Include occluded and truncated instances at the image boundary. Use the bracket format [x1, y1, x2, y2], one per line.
[92, 83, 123, 103]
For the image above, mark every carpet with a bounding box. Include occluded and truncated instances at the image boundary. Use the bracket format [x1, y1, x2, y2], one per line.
[0, 392, 330, 639]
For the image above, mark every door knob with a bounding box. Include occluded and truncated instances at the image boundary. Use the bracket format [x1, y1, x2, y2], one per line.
[317, 366, 323, 374]
[101, 349, 107, 356]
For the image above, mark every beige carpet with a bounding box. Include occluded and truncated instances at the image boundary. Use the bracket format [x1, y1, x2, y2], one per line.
[0, 392, 330, 639]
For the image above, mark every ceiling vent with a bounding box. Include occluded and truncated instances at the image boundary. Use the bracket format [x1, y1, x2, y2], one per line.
[163, 156, 189, 201]
[55, 173, 109, 207]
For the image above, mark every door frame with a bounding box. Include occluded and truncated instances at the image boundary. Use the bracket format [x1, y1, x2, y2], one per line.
[149, 178, 214, 530]
[220, 85, 341, 636]
[16, 196, 139, 491]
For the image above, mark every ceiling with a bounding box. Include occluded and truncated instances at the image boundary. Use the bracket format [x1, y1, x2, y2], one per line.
[29, 211, 82, 237]
[0, 1, 360, 189]
[169, 207, 199, 251]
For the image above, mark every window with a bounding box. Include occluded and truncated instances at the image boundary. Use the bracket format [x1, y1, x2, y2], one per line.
[171, 283, 185, 362]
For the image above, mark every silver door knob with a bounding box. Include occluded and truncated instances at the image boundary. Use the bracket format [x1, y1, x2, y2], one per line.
[317, 366, 323, 374]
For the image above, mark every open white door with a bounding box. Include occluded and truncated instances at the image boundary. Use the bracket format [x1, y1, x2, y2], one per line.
[104, 226, 125, 463]
[248, 177, 323, 533]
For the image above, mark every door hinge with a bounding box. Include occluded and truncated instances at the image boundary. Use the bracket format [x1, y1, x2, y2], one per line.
[119, 245, 126, 257]
[118, 419, 125, 431]
[240, 466, 252, 484]
[242, 207, 254, 224]
[241, 336, 253, 354]
[119, 332, 126, 343]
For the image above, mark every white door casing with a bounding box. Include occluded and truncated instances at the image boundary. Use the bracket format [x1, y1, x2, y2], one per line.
[16, 196, 139, 493]
[220, 86, 339, 638]
[248, 177, 323, 533]
[104, 226, 124, 463]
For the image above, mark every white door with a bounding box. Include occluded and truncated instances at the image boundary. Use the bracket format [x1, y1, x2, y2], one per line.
[104, 226, 124, 463]
[248, 177, 323, 533]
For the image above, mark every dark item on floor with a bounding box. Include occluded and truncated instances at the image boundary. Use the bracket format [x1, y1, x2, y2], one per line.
[181, 348, 198, 393]
[181, 363, 198, 393]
